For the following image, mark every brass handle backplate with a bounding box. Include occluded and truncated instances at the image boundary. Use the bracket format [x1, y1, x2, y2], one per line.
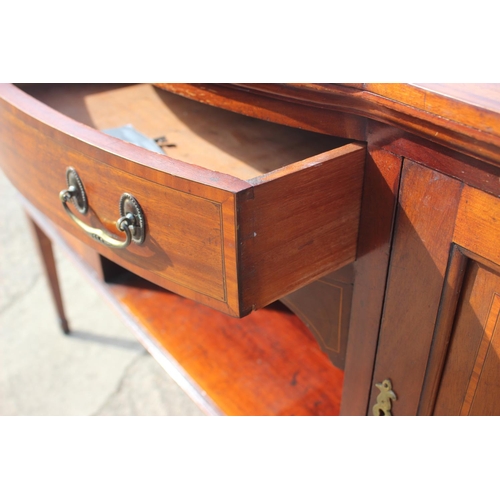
[59, 167, 145, 249]
[372, 379, 397, 416]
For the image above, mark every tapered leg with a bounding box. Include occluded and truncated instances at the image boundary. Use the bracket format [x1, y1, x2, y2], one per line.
[26, 214, 70, 334]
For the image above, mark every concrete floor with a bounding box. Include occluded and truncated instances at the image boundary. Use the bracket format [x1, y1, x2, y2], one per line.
[0, 169, 204, 416]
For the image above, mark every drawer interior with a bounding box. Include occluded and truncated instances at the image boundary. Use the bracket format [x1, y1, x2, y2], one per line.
[18, 83, 348, 181]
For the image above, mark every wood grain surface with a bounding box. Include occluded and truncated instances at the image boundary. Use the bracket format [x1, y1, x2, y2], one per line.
[24, 83, 346, 181]
[26, 213, 70, 334]
[423, 184, 500, 415]
[0, 84, 364, 317]
[0, 92, 240, 314]
[109, 275, 344, 416]
[155, 83, 367, 141]
[281, 264, 354, 370]
[340, 145, 402, 415]
[225, 83, 500, 167]
[433, 261, 500, 415]
[454, 186, 500, 266]
[24, 199, 345, 416]
[417, 245, 469, 415]
[368, 121, 500, 199]
[8, 82, 500, 415]
[369, 161, 462, 415]
[237, 143, 365, 314]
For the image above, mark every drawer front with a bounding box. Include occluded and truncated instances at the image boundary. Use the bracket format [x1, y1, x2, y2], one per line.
[0, 84, 242, 316]
[0, 84, 365, 317]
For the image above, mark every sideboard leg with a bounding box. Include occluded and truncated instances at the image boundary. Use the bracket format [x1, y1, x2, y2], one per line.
[26, 214, 70, 334]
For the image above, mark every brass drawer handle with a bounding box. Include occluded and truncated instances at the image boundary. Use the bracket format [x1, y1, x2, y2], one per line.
[59, 167, 145, 249]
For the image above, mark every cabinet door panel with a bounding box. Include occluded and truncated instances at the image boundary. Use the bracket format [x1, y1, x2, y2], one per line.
[369, 160, 462, 415]
[430, 185, 500, 415]
[434, 261, 500, 415]
[375, 159, 500, 415]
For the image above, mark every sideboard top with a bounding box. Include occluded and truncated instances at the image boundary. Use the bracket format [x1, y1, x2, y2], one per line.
[159, 83, 500, 168]
[335, 83, 500, 135]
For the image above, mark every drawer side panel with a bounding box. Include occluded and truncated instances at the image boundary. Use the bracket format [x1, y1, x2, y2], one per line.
[237, 143, 365, 314]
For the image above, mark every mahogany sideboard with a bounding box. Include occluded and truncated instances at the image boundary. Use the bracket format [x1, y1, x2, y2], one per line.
[1, 83, 499, 416]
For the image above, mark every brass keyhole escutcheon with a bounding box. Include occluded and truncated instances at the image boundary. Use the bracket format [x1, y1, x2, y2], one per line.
[372, 379, 397, 416]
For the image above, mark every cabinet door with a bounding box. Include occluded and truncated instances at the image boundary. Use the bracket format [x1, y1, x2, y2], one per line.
[433, 260, 500, 415]
[368, 160, 462, 415]
[426, 185, 500, 415]
[369, 159, 500, 415]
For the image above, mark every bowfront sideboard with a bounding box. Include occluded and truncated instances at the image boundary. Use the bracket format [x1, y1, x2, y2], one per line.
[1, 83, 499, 415]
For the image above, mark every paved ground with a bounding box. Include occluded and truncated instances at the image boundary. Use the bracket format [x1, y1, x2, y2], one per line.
[0, 170, 204, 416]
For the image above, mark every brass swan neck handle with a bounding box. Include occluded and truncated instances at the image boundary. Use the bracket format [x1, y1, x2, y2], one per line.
[59, 167, 145, 249]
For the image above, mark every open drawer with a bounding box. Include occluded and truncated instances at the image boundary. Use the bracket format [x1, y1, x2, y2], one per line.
[0, 83, 365, 317]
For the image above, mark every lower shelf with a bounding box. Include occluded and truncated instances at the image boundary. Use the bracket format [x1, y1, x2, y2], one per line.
[24, 196, 344, 416]
[107, 274, 344, 415]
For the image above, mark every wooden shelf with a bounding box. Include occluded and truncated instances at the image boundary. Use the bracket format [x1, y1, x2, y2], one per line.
[107, 274, 344, 416]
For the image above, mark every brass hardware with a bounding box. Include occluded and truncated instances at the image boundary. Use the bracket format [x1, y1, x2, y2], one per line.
[372, 379, 397, 416]
[119, 193, 145, 245]
[59, 167, 145, 249]
[65, 167, 88, 214]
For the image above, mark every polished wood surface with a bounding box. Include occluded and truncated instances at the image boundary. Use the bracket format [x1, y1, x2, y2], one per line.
[454, 186, 500, 265]
[3, 82, 500, 415]
[372, 158, 500, 415]
[417, 245, 469, 415]
[110, 277, 344, 416]
[434, 261, 500, 415]
[340, 146, 402, 415]
[0, 84, 249, 192]
[281, 265, 354, 369]
[24, 198, 344, 416]
[0, 83, 364, 317]
[418, 183, 500, 415]
[368, 121, 500, 198]
[365, 83, 500, 137]
[0, 89, 239, 314]
[155, 83, 367, 141]
[369, 161, 462, 415]
[224, 83, 500, 167]
[24, 83, 346, 181]
[237, 143, 365, 314]
[26, 214, 70, 334]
